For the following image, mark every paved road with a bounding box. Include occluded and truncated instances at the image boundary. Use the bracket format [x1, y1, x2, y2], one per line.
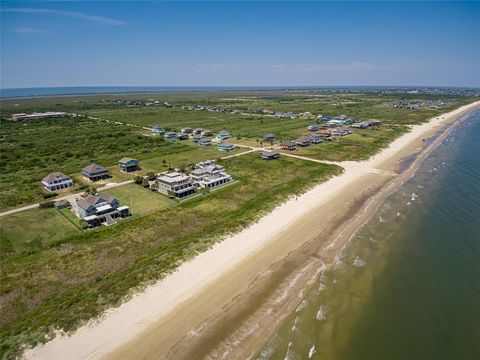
[0, 180, 133, 218]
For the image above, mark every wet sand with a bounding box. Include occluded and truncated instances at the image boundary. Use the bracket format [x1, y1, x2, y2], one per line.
[24, 101, 480, 360]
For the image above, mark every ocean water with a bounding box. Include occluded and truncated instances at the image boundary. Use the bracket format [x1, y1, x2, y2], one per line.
[258, 109, 480, 360]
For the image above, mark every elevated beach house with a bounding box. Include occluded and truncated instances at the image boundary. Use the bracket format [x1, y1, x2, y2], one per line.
[280, 141, 297, 151]
[215, 130, 231, 141]
[201, 129, 214, 136]
[118, 158, 139, 172]
[217, 142, 236, 152]
[190, 160, 232, 189]
[198, 137, 212, 147]
[152, 125, 165, 135]
[193, 128, 203, 135]
[42, 172, 74, 191]
[155, 171, 196, 199]
[77, 193, 129, 227]
[261, 151, 280, 160]
[82, 163, 110, 181]
[164, 131, 177, 139]
[307, 124, 320, 131]
[263, 133, 277, 142]
[181, 127, 193, 134]
[176, 133, 189, 140]
[309, 133, 324, 144]
[295, 136, 311, 147]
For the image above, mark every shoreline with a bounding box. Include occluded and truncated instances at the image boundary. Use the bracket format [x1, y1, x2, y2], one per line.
[24, 101, 480, 360]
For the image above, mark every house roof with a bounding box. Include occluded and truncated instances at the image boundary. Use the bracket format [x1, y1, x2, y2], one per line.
[43, 171, 70, 183]
[262, 151, 280, 156]
[281, 141, 296, 147]
[77, 193, 116, 210]
[82, 163, 108, 174]
[218, 142, 234, 147]
[118, 157, 138, 164]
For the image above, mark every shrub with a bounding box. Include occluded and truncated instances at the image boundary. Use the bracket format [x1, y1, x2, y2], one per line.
[38, 201, 55, 209]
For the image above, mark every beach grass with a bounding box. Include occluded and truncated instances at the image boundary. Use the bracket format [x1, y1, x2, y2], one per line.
[0, 153, 341, 357]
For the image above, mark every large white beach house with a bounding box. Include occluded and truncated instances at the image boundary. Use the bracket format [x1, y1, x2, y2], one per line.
[155, 171, 196, 199]
[42, 172, 74, 191]
[190, 160, 232, 189]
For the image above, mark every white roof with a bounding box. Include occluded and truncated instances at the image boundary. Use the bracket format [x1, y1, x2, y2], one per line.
[96, 204, 113, 212]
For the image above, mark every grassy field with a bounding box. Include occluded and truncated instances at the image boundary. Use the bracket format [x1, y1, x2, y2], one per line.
[0, 208, 81, 256]
[0, 153, 341, 358]
[106, 184, 176, 216]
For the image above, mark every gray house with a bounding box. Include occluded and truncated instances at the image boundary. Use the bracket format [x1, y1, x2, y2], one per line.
[82, 163, 110, 181]
[42, 172, 74, 191]
[77, 193, 129, 227]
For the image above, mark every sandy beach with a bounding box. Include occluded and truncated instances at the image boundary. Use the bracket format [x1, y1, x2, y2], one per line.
[24, 101, 480, 360]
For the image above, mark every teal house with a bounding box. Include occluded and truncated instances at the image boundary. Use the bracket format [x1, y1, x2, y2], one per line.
[118, 157, 139, 172]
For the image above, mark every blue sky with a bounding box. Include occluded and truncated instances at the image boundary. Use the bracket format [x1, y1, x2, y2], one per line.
[1, 1, 479, 88]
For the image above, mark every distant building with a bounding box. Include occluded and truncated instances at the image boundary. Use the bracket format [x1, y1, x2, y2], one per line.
[152, 125, 165, 135]
[198, 138, 212, 147]
[295, 136, 311, 147]
[81, 163, 110, 181]
[42, 172, 73, 191]
[164, 131, 177, 138]
[176, 133, 189, 140]
[280, 141, 297, 151]
[263, 133, 277, 142]
[12, 112, 66, 121]
[307, 124, 320, 131]
[193, 128, 203, 135]
[192, 134, 203, 143]
[155, 171, 196, 199]
[309, 134, 324, 144]
[202, 129, 214, 136]
[190, 160, 232, 189]
[261, 151, 280, 160]
[77, 193, 129, 227]
[181, 127, 193, 134]
[118, 158, 139, 172]
[215, 130, 231, 141]
[217, 142, 236, 152]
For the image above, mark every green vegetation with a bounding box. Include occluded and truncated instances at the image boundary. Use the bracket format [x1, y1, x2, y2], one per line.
[0, 90, 477, 358]
[0, 208, 81, 256]
[0, 153, 341, 358]
[106, 184, 175, 216]
[0, 116, 178, 210]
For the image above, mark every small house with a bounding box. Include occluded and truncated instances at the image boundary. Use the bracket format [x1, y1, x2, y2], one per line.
[164, 131, 177, 139]
[118, 158, 139, 172]
[295, 136, 311, 147]
[202, 129, 214, 136]
[81, 163, 110, 182]
[181, 127, 193, 134]
[263, 133, 277, 142]
[152, 125, 165, 135]
[307, 124, 320, 131]
[192, 134, 203, 143]
[176, 133, 189, 140]
[215, 130, 231, 141]
[198, 138, 212, 147]
[261, 151, 280, 160]
[42, 172, 74, 191]
[193, 128, 203, 135]
[280, 141, 297, 151]
[309, 134, 324, 144]
[217, 142, 236, 152]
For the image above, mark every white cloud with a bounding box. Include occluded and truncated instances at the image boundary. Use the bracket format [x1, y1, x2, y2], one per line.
[13, 27, 45, 34]
[3, 8, 125, 26]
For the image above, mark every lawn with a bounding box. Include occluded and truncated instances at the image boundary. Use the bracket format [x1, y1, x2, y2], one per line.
[106, 184, 176, 216]
[0, 208, 81, 256]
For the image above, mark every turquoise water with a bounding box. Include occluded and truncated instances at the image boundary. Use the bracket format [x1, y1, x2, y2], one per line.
[258, 110, 480, 360]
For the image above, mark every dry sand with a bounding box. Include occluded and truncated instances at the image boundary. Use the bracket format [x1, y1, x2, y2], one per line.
[24, 101, 480, 360]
